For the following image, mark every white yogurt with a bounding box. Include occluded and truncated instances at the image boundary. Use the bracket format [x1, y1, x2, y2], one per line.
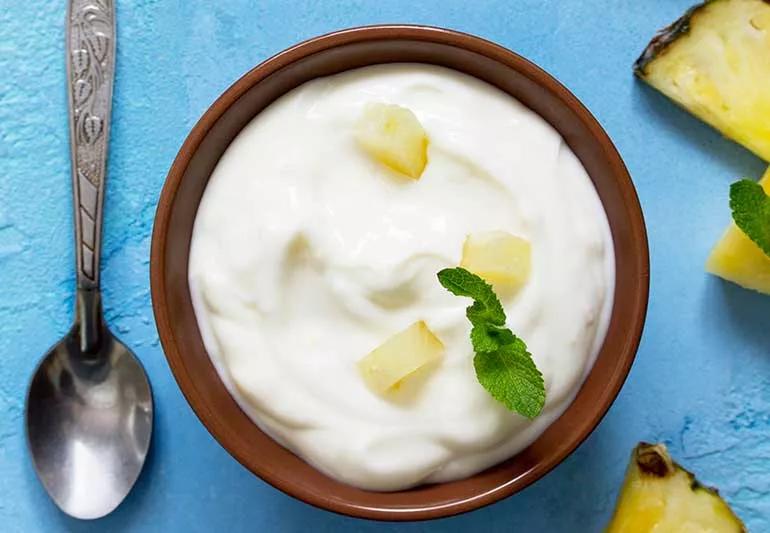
[189, 64, 615, 491]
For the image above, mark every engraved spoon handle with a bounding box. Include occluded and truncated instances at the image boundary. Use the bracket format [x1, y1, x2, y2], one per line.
[67, 0, 115, 290]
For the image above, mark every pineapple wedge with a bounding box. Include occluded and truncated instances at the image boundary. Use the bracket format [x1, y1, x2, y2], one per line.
[355, 103, 429, 179]
[707, 167, 770, 293]
[358, 321, 444, 394]
[460, 231, 532, 290]
[635, 0, 770, 162]
[607, 443, 745, 532]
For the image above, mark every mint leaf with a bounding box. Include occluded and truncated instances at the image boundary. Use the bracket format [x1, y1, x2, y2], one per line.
[470, 323, 515, 353]
[731, 179, 770, 257]
[437, 268, 505, 326]
[438, 267, 545, 418]
[474, 340, 545, 420]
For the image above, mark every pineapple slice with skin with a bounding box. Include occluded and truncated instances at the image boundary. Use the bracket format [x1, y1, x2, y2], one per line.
[606, 443, 745, 532]
[355, 103, 429, 179]
[358, 321, 444, 394]
[460, 231, 532, 291]
[707, 167, 770, 294]
[635, 0, 770, 162]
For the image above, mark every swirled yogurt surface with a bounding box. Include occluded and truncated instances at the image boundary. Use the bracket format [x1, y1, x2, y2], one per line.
[189, 64, 615, 490]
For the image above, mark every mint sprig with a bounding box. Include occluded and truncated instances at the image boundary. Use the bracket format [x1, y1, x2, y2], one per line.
[731, 179, 770, 258]
[437, 267, 545, 419]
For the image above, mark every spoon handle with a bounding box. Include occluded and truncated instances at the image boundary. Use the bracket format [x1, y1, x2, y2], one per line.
[67, 0, 116, 291]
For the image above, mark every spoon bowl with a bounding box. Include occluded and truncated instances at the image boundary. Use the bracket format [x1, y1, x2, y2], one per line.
[26, 321, 153, 519]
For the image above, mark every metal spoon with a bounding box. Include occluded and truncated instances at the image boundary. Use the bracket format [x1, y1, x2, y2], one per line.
[25, 0, 153, 520]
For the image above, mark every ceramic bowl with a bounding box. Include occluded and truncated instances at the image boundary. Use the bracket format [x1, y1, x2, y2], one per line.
[150, 25, 649, 521]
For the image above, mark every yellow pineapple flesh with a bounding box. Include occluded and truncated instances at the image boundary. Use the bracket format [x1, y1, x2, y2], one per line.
[635, 0, 770, 162]
[707, 167, 770, 294]
[460, 231, 532, 291]
[358, 321, 444, 394]
[606, 443, 745, 532]
[355, 102, 429, 179]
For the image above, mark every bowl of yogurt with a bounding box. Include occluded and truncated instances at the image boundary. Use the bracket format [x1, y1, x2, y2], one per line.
[151, 25, 649, 520]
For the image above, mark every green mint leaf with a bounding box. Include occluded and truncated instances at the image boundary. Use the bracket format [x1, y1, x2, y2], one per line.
[731, 179, 770, 257]
[474, 339, 545, 420]
[437, 267, 545, 418]
[470, 323, 515, 353]
[437, 267, 505, 326]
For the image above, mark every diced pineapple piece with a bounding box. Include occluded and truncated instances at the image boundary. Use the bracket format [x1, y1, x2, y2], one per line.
[460, 231, 532, 290]
[607, 443, 745, 532]
[707, 168, 770, 294]
[635, 0, 770, 162]
[358, 321, 444, 394]
[355, 102, 429, 179]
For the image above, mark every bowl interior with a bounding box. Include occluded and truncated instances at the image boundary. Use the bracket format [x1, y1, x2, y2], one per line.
[151, 26, 649, 521]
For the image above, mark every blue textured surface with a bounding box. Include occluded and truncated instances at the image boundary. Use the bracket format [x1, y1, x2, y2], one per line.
[2, 1, 769, 531]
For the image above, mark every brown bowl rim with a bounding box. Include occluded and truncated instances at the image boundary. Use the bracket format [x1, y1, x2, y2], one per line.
[151, 24, 649, 521]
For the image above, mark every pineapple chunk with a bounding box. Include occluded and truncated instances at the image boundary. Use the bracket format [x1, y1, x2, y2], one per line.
[707, 168, 770, 294]
[635, 0, 770, 161]
[460, 231, 532, 290]
[355, 103, 429, 179]
[358, 321, 443, 394]
[607, 443, 745, 532]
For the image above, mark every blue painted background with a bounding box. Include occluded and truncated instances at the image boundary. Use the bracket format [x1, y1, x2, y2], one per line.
[2, 1, 769, 531]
